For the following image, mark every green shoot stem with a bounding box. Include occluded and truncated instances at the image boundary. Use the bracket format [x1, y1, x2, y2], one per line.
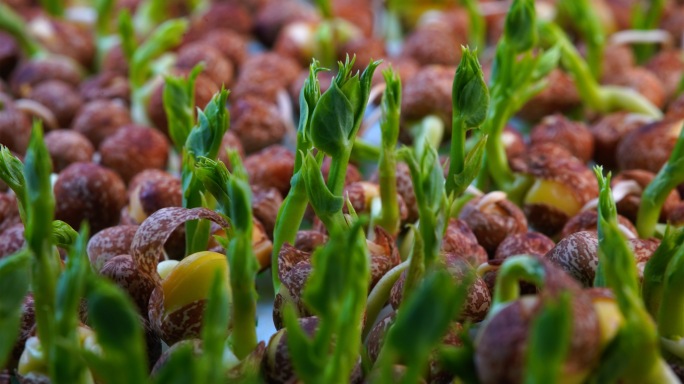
[642, 227, 684, 318]
[39, 0, 64, 18]
[541, 21, 662, 119]
[446, 115, 466, 196]
[656, 243, 684, 341]
[637, 121, 684, 238]
[490, 255, 546, 317]
[362, 259, 409, 340]
[375, 70, 401, 235]
[271, 176, 308, 291]
[0, 3, 46, 59]
[632, 0, 666, 63]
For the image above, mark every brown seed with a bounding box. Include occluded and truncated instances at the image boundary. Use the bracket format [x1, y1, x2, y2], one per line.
[71, 99, 131, 148]
[54, 162, 127, 233]
[251, 185, 283, 239]
[200, 29, 248, 69]
[126, 171, 182, 223]
[253, 0, 319, 46]
[273, 261, 312, 330]
[617, 119, 683, 173]
[187, 2, 253, 37]
[87, 225, 139, 271]
[401, 23, 463, 67]
[230, 53, 301, 103]
[294, 230, 328, 252]
[273, 21, 319, 67]
[475, 290, 600, 384]
[0, 223, 25, 259]
[0, 192, 21, 235]
[530, 114, 594, 163]
[99, 124, 170, 183]
[589, 112, 652, 169]
[0, 32, 20, 79]
[459, 193, 528, 256]
[390, 255, 491, 322]
[26, 80, 83, 128]
[262, 316, 320, 384]
[9, 57, 82, 98]
[230, 96, 287, 154]
[0, 92, 31, 155]
[44, 129, 94, 172]
[401, 65, 454, 127]
[79, 71, 131, 103]
[517, 69, 581, 122]
[602, 67, 666, 109]
[645, 49, 684, 101]
[244, 145, 295, 196]
[545, 231, 599, 287]
[175, 43, 234, 87]
[561, 209, 637, 239]
[100, 254, 158, 314]
[600, 44, 635, 80]
[441, 218, 488, 267]
[612, 169, 681, 222]
[521, 144, 599, 236]
[28, 17, 95, 69]
[495, 232, 556, 260]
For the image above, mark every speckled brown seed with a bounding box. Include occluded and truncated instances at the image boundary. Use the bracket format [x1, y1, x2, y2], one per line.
[44, 130, 94, 172]
[99, 125, 170, 184]
[71, 99, 131, 148]
[459, 195, 528, 256]
[244, 145, 295, 196]
[230, 96, 287, 154]
[54, 162, 127, 233]
[27, 80, 82, 128]
[87, 225, 139, 271]
[530, 114, 595, 163]
[617, 119, 683, 173]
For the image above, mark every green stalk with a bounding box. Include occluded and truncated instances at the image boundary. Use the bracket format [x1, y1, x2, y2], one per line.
[447, 47, 489, 199]
[375, 69, 401, 235]
[656, 243, 684, 346]
[539, 21, 662, 119]
[401, 226, 424, 304]
[448, 116, 467, 193]
[489, 255, 546, 317]
[557, 0, 605, 79]
[0, 3, 46, 59]
[642, 227, 684, 317]
[271, 61, 323, 292]
[637, 121, 684, 238]
[362, 259, 410, 340]
[23, 122, 59, 367]
[39, 0, 64, 18]
[632, 0, 667, 63]
[460, 0, 485, 50]
[592, 166, 672, 384]
[411, 115, 444, 159]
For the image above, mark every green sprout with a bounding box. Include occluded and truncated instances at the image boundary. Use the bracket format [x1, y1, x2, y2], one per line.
[118, 11, 188, 125]
[446, 46, 489, 198]
[538, 21, 662, 119]
[163, 65, 204, 153]
[556, 0, 605, 79]
[524, 292, 572, 384]
[643, 227, 684, 318]
[481, 0, 559, 202]
[375, 68, 402, 235]
[182, 90, 229, 255]
[590, 167, 677, 383]
[373, 269, 472, 383]
[0, 3, 48, 59]
[195, 156, 259, 360]
[636, 121, 684, 238]
[0, 249, 31, 368]
[271, 60, 324, 291]
[285, 220, 370, 382]
[631, 0, 667, 63]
